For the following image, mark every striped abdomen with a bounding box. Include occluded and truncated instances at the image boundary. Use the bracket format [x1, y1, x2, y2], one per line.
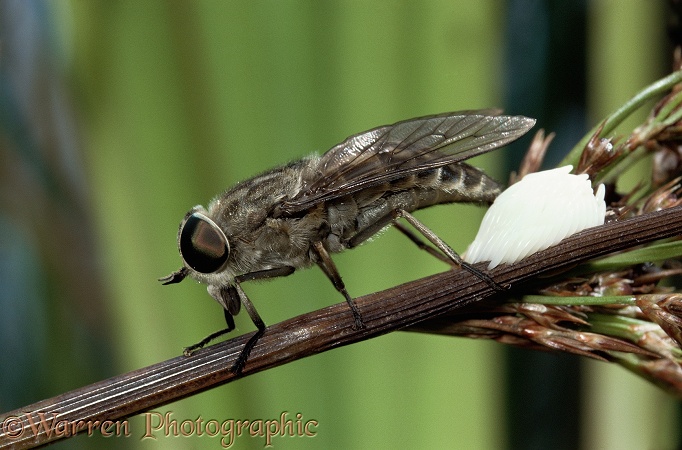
[329, 162, 502, 245]
[401, 162, 502, 207]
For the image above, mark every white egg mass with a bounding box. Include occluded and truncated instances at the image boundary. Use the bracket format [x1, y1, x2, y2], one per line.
[465, 165, 606, 269]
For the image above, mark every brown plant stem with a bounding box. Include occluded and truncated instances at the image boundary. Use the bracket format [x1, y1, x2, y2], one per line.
[2, 205, 682, 449]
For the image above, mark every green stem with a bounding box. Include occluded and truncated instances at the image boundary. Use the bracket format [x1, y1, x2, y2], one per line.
[521, 295, 636, 306]
[561, 70, 682, 168]
[587, 313, 659, 341]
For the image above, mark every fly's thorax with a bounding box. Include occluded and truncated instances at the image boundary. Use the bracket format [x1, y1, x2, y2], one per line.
[177, 156, 325, 280]
[326, 196, 360, 232]
[208, 156, 320, 228]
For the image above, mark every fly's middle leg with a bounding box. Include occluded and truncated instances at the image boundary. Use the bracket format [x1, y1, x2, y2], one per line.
[312, 241, 365, 330]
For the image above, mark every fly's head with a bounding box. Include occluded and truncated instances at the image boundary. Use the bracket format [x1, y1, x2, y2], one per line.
[160, 204, 243, 314]
[169, 205, 237, 287]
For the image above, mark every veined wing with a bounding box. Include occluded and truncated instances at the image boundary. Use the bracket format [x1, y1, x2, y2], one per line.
[279, 110, 536, 215]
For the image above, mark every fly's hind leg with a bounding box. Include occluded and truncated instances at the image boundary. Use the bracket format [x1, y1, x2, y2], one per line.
[392, 222, 451, 264]
[347, 208, 502, 291]
[312, 241, 365, 330]
[393, 210, 500, 290]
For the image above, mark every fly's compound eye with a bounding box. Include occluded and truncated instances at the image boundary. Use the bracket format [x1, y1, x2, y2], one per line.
[179, 213, 230, 273]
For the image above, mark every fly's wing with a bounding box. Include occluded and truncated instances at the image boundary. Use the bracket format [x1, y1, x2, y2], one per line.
[280, 110, 536, 215]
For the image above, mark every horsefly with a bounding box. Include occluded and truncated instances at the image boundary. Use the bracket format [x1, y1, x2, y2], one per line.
[161, 110, 535, 373]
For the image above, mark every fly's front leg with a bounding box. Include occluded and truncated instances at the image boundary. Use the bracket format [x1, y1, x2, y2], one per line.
[230, 281, 266, 374]
[229, 267, 295, 374]
[159, 267, 189, 285]
[312, 241, 365, 330]
[184, 306, 236, 356]
[185, 266, 295, 374]
[392, 209, 502, 291]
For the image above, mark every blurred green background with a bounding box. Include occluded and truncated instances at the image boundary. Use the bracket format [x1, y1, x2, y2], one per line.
[0, 1, 678, 449]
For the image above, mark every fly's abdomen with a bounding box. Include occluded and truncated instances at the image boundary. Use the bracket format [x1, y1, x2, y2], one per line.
[394, 162, 502, 209]
[346, 163, 502, 242]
